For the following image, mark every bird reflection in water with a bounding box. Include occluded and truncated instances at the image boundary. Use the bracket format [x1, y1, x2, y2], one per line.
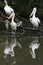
[29, 37, 40, 59]
[4, 36, 22, 58]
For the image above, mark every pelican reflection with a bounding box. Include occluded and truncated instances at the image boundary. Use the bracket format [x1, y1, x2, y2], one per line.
[29, 37, 40, 59]
[4, 36, 22, 58]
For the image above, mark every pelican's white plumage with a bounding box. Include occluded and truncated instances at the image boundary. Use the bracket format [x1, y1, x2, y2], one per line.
[10, 13, 22, 32]
[30, 7, 40, 29]
[4, 0, 15, 19]
[4, 5, 14, 15]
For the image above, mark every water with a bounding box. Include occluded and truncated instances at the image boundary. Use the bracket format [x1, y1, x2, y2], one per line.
[0, 31, 43, 65]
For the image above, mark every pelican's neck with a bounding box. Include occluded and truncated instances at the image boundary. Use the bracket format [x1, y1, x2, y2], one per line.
[32, 12, 36, 17]
[12, 13, 15, 22]
[30, 8, 36, 17]
[12, 18, 14, 23]
[4, 0, 8, 6]
[12, 16, 14, 23]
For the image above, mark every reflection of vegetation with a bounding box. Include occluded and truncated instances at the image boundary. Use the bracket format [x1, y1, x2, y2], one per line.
[0, 0, 43, 19]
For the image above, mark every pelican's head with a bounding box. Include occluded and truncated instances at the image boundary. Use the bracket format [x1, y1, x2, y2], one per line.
[30, 7, 37, 17]
[4, 0, 7, 5]
[33, 7, 37, 14]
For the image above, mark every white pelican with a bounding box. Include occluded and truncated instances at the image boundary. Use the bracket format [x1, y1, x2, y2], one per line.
[10, 13, 22, 33]
[30, 7, 40, 30]
[4, 0, 15, 19]
[29, 37, 40, 59]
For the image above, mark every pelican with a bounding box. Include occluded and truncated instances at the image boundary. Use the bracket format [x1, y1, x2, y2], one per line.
[29, 37, 40, 59]
[4, 0, 15, 19]
[10, 13, 22, 33]
[30, 7, 40, 30]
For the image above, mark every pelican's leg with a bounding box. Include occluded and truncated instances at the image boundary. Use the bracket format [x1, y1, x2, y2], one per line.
[33, 27, 38, 30]
[35, 26, 38, 30]
[32, 27, 35, 30]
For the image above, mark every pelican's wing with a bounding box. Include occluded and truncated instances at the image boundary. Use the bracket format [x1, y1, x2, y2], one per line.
[9, 6, 14, 12]
[37, 18, 40, 23]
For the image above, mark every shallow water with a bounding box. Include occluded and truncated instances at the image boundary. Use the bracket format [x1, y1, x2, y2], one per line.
[0, 31, 43, 65]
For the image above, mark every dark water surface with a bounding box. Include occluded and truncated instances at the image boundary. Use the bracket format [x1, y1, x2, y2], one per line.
[0, 31, 43, 65]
